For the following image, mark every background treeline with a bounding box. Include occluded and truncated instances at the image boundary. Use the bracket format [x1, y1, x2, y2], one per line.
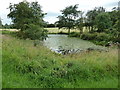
[55, 5, 120, 45]
[0, 1, 120, 45]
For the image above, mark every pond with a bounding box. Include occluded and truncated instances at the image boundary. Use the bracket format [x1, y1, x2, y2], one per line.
[43, 34, 106, 54]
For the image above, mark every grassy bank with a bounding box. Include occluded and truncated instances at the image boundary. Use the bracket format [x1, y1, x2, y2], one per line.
[2, 34, 118, 88]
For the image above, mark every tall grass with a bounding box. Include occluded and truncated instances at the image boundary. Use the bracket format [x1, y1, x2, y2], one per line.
[2, 34, 118, 88]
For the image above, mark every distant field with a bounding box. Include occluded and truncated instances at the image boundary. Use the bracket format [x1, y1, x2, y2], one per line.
[45, 28, 79, 33]
[45, 27, 88, 33]
[0, 27, 89, 34]
[0, 29, 19, 31]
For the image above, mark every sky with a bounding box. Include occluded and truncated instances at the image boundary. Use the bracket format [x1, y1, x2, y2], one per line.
[0, 0, 119, 25]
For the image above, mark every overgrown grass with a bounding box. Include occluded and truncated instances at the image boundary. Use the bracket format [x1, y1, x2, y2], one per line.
[2, 34, 118, 88]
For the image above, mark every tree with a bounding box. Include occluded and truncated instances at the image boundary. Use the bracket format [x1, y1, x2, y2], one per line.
[8, 1, 47, 40]
[86, 7, 105, 32]
[46, 23, 55, 28]
[4, 24, 10, 29]
[109, 7, 118, 26]
[113, 7, 120, 42]
[76, 11, 84, 35]
[55, 16, 66, 29]
[86, 10, 96, 32]
[57, 4, 81, 34]
[95, 12, 112, 32]
[24, 24, 48, 40]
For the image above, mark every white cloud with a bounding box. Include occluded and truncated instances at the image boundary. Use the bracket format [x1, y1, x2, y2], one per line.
[44, 16, 58, 24]
[0, 0, 119, 24]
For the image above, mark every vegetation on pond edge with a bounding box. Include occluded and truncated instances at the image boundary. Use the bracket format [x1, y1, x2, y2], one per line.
[68, 31, 119, 46]
[2, 34, 118, 88]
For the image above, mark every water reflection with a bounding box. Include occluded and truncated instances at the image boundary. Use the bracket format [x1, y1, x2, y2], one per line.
[44, 34, 106, 54]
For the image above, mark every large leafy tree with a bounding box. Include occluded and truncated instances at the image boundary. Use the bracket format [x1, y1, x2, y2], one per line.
[86, 7, 105, 32]
[75, 11, 84, 35]
[55, 16, 66, 29]
[57, 4, 81, 34]
[95, 12, 112, 32]
[8, 1, 47, 40]
[112, 7, 120, 42]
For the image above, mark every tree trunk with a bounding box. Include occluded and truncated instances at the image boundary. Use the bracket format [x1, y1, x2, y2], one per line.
[91, 26, 93, 33]
[88, 26, 90, 32]
[68, 28, 70, 35]
[80, 28, 83, 37]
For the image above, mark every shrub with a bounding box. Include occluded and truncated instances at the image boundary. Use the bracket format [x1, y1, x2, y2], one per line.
[17, 24, 48, 40]
[80, 33, 97, 40]
[80, 32, 114, 46]
[69, 32, 80, 37]
[96, 33, 110, 41]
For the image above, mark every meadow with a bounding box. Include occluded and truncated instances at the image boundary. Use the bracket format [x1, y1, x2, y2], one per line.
[2, 32, 118, 88]
[0, 27, 87, 34]
[45, 27, 88, 34]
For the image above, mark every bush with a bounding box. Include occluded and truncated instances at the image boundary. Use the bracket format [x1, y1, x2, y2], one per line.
[80, 32, 113, 46]
[69, 32, 80, 37]
[80, 33, 97, 40]
[93, 41, 108, 46]
[96, 33, 110, 41]
[17, 24, 48, 40]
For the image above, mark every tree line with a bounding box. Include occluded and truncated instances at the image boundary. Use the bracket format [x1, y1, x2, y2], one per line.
[1, 1, 120, 45]
[56, 5, 119, 34]
[55, 4, 120, 45]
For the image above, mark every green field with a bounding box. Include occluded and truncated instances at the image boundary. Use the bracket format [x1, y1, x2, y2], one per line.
[45, 27, 88, 34]
[2, 33, 118, 88]
[0, 27, 88, 34]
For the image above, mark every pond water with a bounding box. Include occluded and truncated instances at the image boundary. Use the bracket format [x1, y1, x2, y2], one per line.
[43, 34, 106, 54]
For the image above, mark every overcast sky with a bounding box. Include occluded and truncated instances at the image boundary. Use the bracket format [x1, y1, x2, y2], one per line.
[0, 0, 119, 25]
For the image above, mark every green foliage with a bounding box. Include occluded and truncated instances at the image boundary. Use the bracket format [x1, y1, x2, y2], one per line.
[86, 7, 105, 32]
[69, 32, 80, 37]
[81, 32, 97, 40]
[75, 12, 84, 34]
[109, 7, 119, 26]
[80, 32, 113, 45]
[8, 1, 32, 30]
[55, 16, 66, 29]
[96, 33, 111, 41]
[2, 30, 12, 34]
[95, 12, 112, 32]
[56, 4, 81, 34]
[23, 24, 48, 40]
[7, 1, 47, 40]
